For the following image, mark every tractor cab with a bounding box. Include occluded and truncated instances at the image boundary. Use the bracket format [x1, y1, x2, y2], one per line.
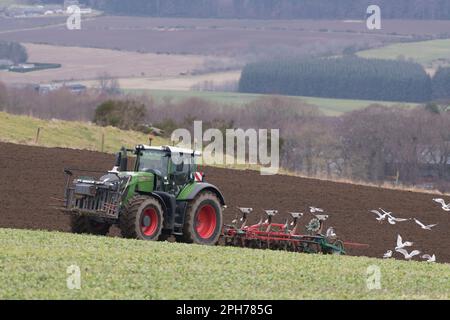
[115, 145, 203, 195]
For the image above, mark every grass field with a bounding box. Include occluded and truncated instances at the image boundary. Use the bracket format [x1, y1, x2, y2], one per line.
[128, 89, 418, 116]
[0, 112, 168, 153]
[357, 39, 450, 68]
[0, 228, 448, 299]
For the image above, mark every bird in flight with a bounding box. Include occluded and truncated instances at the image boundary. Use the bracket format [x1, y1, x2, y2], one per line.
[310, 207, 324, 213]
[370, 209, 409, 224]
[395, 234, 413, 250]
[396, 248, 421, 260]
[414, 218, 437, 231]
[433, 198, 450, 211]
[369, 209, 391, 222]
[387, 215, 410, 225]
[421, 254, 436, 263]
[383, 250, 393, 259]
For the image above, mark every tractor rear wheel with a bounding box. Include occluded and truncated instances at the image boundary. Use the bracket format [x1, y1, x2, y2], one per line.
[70, 216, 111, 236]
[181, 191, 223, 245]
[119, 195, 164, 241]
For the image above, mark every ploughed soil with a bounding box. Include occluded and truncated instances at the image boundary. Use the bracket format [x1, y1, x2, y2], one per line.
[0, 142, 448, 263]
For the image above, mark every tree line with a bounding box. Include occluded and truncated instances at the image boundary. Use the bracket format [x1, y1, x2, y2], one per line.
[239, 57, 450, 103]
[3, 81, 450, 190]
[74, 0, 450, 20]
[0, 41, 28, 65]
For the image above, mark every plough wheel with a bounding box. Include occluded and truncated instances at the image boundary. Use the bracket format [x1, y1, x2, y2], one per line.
[181, 191, 223, 245]
[332, 240, 345, 255]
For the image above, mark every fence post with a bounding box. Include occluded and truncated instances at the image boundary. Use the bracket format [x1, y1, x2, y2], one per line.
[101, 132, 105, 152]
[35, 127, 42, 144]
[149, 134, 154, 146]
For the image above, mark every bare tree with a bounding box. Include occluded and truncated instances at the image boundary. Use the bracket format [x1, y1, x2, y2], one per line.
[97, 72, 121, 95]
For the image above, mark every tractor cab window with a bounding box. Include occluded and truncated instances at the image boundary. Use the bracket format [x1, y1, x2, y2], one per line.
[137, 150, 169, 177]
[170, 153, 193, 185]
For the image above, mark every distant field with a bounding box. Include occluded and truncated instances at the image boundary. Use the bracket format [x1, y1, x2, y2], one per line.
[78, 71, 241, 92]
[0, 43, 206, 85]
[0, 16, 414, 57]
[0, 16, 65, 33]
[127, 89, 419, 116]
[358, 39, 450, 68]
[1, 228, 449, 299]
[1, 16, 449, 58]
[0, 112, 168, 152]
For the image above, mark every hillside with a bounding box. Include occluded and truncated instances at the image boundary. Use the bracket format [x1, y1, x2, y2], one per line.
[0, 112, 168, 153]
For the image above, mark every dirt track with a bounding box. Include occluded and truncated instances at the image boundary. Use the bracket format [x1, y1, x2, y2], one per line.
[0, 142, 448, 263]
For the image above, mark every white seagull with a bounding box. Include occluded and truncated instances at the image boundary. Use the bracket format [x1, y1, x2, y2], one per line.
[370, 209, 409, 224]
[326, 227, 337, 238]
[382, 209, 410, 224]
[395, 234, 413, 250]
[387, 215, 410, 225]
[383, 250, 393, 259]
[396, 248, 421, 260]
[369, 209, 391, 222]
[433, 198, 450, 211]
[310, 207, 324, 213]
[421, 254, 436, 263]
[414, 218, 438, 231]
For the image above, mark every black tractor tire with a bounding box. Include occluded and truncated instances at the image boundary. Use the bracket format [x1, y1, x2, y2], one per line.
[70, 215, 111, 236]
[157, 234, 171, 242]
[180, 191, 223, 245]
[119, 195, 164, 241]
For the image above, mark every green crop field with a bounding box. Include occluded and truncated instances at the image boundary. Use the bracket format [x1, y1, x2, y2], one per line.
[127, 89, 418, 116]
[0, 112, 169, 153]
[357, 39, 450, 67]
[0, 228, 448, 299]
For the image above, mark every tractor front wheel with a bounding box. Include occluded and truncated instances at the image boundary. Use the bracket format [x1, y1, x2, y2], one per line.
[119, 195, 164, 241]
[70, 216, 111, 236]
[181, 191, 223, 245]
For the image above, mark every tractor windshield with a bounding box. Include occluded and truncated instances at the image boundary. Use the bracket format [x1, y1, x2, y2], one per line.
[137, 150, 169, 177]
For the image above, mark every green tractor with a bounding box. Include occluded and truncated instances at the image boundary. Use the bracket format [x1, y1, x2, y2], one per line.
[62, 145, 225, 245]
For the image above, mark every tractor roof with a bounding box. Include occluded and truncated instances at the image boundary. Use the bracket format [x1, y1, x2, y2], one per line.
[137, 145, 202, 156]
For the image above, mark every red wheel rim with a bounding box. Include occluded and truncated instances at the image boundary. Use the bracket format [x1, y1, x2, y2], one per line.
[196, 204, 217, 239]
[141, 208, 158, 236]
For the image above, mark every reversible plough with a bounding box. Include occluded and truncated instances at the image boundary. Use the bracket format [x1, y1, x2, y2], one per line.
[222, 208, 358, 255]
